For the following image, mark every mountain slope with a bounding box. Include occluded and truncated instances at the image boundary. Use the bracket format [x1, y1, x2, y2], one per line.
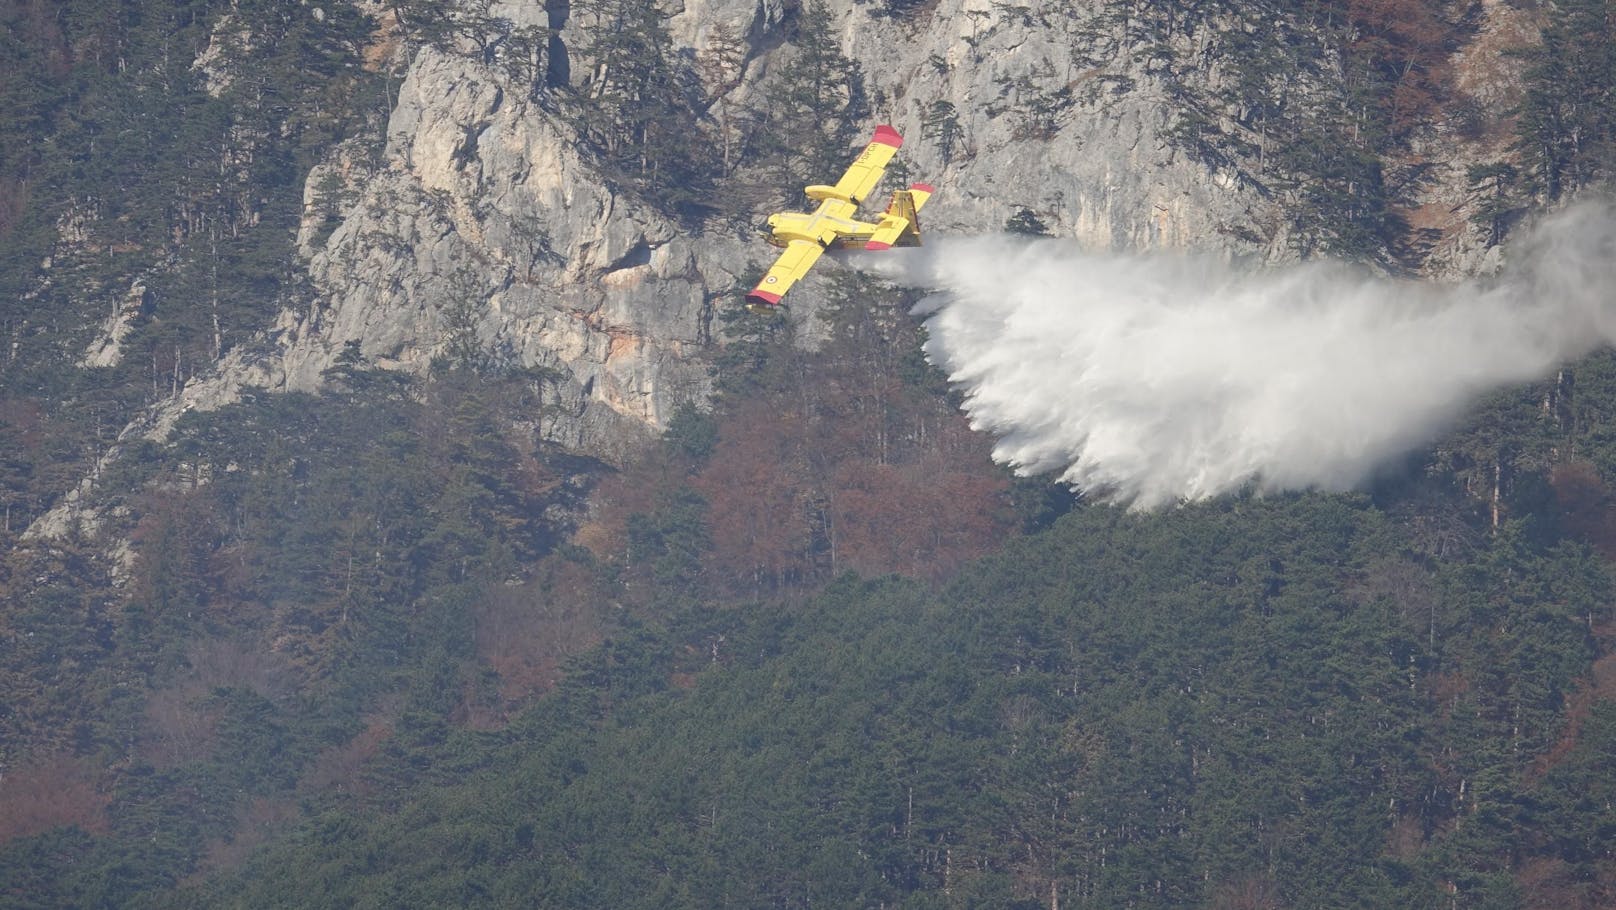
[3, 0, 1616, 906]
[176, 496, 1612, 908]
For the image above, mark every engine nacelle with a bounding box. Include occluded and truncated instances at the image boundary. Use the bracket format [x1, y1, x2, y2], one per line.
[804, 184, 852, 203]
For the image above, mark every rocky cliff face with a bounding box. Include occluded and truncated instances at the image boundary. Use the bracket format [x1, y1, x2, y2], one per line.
[288, 47, 719, 455]
[28, 0, 1522, 539]
[814, 0, 1266, 252]
[1401, 0, 1538, 278]
[270, 0, 1286, 436]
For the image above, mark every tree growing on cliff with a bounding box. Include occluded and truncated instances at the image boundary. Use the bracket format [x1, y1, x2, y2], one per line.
[922, 100, 964, 165]
[750, 0, 867, 195]
[571, 0, 712, 214]
[695, 22, 749, 178]
[1513, 0, 1616, 202]
[1467, 161, 1523, 247]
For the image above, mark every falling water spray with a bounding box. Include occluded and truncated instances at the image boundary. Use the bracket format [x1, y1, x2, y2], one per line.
[866, 202, 1616, 508]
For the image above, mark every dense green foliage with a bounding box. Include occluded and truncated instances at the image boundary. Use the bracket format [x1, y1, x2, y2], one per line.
[152, 495, 1614, 908]
[0, 0, 387, 545]
[1510, 0, 1616, 203]
[11, 339, 1616, 908]
[5, 0, 1616, 907]
[0, 359, 607, 901]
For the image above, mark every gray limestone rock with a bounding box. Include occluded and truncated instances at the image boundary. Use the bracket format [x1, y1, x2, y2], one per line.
[282, 0, 1285, 432]
[79, 278, 152, 370]
[35, 0, 1517, 540]
[24, 0, 1274, 540]
[271, 0, 1276, 443]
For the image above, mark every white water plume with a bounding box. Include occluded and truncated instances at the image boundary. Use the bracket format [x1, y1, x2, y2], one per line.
[868, 202, 1616, 508]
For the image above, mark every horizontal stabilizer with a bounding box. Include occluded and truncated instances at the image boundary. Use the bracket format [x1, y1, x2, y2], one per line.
[862, 216, 910, 251]
[862, 184, 934, 250]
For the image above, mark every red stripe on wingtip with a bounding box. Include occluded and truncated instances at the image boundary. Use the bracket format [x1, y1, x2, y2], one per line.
[864, 241, 891, 251]
[910, 182, 934, 193]
[873, 125, 903, 149]
[747, 290, 783, 306]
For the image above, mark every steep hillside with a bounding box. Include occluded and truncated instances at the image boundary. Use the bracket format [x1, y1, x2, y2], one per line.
[3, 0, 1616, 906]
[10, 0, 1613, 540]
[149, 497, 1616, 907]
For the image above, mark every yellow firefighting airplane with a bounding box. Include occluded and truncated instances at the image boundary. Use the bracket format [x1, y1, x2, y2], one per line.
[746, 124, 934, 312]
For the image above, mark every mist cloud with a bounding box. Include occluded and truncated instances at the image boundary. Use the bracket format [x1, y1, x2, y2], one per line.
[867, 202, 1616, 508]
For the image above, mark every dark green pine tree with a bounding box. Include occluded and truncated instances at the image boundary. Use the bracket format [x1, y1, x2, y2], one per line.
[1513, 0, 1616, 202]
[571, 0, 710, 214]
[922, 100, 964, 166]
[709, 302, 797, 397]
[1466, 162, 1523, 247]
[753, 0, 867, 196]
[0, 413, 37, 542]
[1004, 207, 1052, 236]
[625, 486, 712, 601]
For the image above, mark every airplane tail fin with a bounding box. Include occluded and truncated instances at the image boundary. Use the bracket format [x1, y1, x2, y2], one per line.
[863, 184, 935, 250]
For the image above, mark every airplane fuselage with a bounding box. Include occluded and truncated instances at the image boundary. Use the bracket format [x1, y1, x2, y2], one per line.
[765, 200, 880, 250]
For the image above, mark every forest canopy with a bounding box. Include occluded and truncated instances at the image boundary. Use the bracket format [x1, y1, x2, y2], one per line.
[3, 0, 1616, 906]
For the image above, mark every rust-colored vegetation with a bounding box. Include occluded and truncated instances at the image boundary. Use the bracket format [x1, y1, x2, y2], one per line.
[472, 557, 614, 704]
[1343, 0, 1466, 139]
[298, 717, 394, 798]
[1527, 647, 1616, 785]
[1552, 459, 1616, 559]
[588, 295, 1015, 598]
[0, 754, 109, 845]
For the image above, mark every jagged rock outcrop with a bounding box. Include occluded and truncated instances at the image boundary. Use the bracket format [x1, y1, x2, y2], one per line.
[271, 0, 1280, 435]
[34, 0, 1529, 539]
[1402, 0, 1539, 278]
[818, 0, 1271, 253]
[285, 48, 720, 456]
[79, 278, 152, 369]
[12, 0, 1297, 542]
[226, 0, 1285, 441]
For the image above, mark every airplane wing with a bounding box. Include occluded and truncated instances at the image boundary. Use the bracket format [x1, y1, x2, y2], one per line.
[746, 239, 826, 309]
[828, 125, 904, 205]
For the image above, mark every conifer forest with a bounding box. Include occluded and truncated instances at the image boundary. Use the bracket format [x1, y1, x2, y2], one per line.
[3, 0, 1616, 906]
